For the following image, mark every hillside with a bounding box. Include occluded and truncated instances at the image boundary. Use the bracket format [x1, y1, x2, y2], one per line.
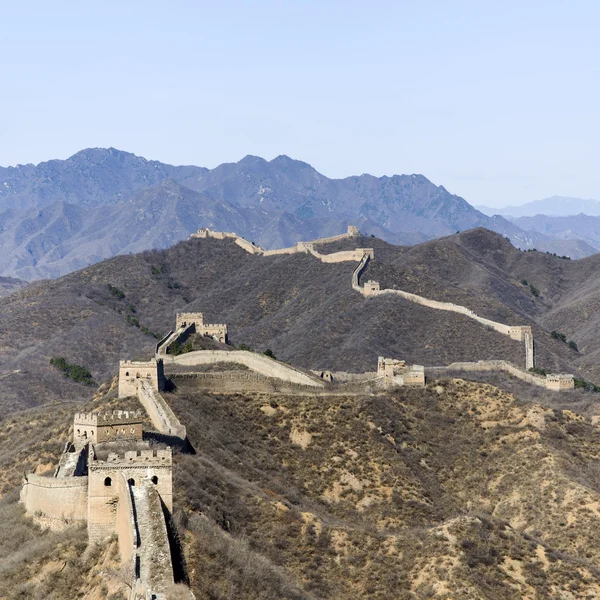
[0, 149, 595, 280]
[0, 277, 25, 298]
[0, 227, 598, 418]
[5, 378, 600, 597]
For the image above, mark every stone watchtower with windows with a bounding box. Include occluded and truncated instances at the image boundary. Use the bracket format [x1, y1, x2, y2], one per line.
[176, 312, 228, 344]
[73, 411, 144, 443]
[118, 358, 166, 398]
[87, 445, 173, 542]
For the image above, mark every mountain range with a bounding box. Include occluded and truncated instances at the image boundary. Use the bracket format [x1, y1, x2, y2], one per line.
[0, 148, 596, 280]
[477, 195, 600, 218]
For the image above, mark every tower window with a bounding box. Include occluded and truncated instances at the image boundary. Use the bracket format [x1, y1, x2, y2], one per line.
[104, 477, 112, 487]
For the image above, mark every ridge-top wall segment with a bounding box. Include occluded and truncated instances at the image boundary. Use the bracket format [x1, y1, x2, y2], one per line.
[163, 349, 325, 387]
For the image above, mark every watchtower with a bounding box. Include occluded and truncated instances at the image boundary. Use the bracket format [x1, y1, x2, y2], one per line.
[546, 373, 575, 391]
[364, 280, 381, 296]
[175, 312, 228, 344]
[87, 445, 173, 542]
[73, 411, 143, 443]
[118, 358, 165, 398]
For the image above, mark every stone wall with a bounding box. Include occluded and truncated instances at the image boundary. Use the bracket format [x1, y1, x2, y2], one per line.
[352, 252, 371, 290]
[88, 445, 173, 542]
[306, 246, 373, 264]
[162, 350, 324, 388]
[131, 482, 175, 598]
[20, 474, 88, 531]
[116, 472, 138, 584]
[234, 236, 262, 254]
[355, 268, 543, 370]
[425, 361, 548, 387]
[136, 380, 187, 440]
[171, 370, 328, 393]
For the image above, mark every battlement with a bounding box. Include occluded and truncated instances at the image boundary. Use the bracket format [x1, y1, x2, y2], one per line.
[74, 410, 142, 426]
[190, 228, 237, 240]
[120, 358, 160, 368]
[508, 326, 533, 341]
[356, 248, 375, 258]
[363, 280, 380, 296]
[89, 446, 172, 468]
[176, 312, 204, 329]
[74, 410, 144, 443]
[174, 312, 228, 344]
[546, 373, 575, 390]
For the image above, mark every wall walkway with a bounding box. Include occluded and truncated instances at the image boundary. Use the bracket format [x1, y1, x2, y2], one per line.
[353, 251, 536, 369]
[162, 350, 324, 388]
[425, 360, 546, 387]
[129, 482, 175, 600]
[137, 380, 187, 440]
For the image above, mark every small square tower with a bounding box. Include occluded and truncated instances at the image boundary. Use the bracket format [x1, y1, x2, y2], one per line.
[118, 358, 165, 398]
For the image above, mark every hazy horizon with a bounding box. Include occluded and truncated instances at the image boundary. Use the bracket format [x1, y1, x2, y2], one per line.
[2, 1, 600, 208]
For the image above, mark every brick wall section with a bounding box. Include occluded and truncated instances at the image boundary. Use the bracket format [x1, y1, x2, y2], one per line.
[20, 474, 88, 530]
[162, 349, 324, 388]
[136, 380, 187, 440]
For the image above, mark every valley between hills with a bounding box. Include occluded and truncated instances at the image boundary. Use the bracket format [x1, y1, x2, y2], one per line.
[3, 228, 600, 598]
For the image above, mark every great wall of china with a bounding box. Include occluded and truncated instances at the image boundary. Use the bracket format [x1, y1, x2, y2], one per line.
[20, 226, 576, 599]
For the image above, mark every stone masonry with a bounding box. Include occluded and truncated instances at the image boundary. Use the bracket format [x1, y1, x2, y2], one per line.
[74, 410, 143, 443]
[175, 311, 228, 343]
[118, 358, 166, 398]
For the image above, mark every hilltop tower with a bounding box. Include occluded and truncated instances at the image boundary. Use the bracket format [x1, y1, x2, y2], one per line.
[118, 358, 166, 398]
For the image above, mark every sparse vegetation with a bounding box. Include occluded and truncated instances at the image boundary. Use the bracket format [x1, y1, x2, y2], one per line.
[50, 357, 95, 385]
[125, 313, 140, 327]
[169, 340, 194, 356]
[107, 283, 125, 299]
[551, 330, 579, 352]
[263, 348, 277, 360]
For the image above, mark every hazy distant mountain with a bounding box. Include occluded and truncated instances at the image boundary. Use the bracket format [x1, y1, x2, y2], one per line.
[0, 149, 596, 280]
[510, 214, 600, 251]
[477, 196, 600, 218]
[0, 147, 206, 211]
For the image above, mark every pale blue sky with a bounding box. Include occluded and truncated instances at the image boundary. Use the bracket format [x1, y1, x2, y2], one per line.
[1, 0, 598, 207]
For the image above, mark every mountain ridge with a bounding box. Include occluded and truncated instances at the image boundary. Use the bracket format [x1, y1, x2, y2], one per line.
[0, 148, 596, 280]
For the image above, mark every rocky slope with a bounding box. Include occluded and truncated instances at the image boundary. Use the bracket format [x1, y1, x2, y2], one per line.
[4, 378, 600, 598]
[0, 228, 596, 417]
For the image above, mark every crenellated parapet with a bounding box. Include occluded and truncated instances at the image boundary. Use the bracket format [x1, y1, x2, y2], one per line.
[74, 410, 144, 443]
[175, 312, 228, 344]
[546, 373, 575, 390]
